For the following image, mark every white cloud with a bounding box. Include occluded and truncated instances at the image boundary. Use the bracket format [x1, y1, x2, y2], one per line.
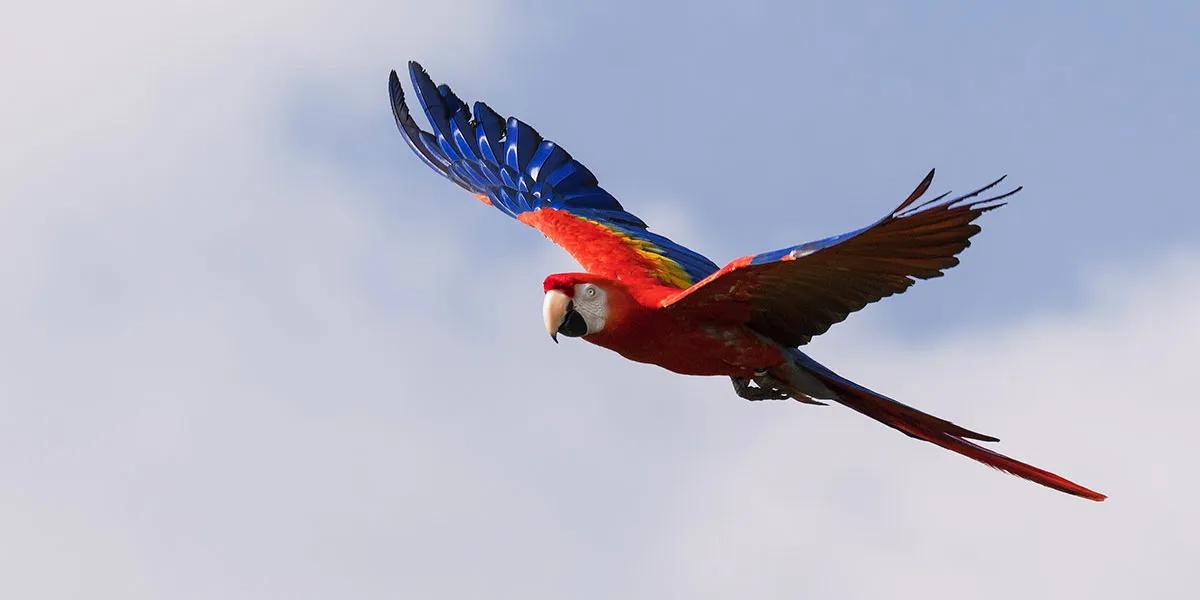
[2, 2, 1196, 598]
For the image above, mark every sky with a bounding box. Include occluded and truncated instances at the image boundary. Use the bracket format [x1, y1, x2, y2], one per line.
[2, 1, 1198, 598]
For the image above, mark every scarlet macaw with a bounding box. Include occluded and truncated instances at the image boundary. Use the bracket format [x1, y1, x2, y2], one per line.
[389, 62, 1105, 501]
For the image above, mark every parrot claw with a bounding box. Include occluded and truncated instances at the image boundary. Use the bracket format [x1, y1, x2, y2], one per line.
[732, 374, 829, 405]
[731, 376, 792, 401]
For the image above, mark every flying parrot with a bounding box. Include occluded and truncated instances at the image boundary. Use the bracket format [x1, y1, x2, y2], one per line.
[389, 62, 1105, 502]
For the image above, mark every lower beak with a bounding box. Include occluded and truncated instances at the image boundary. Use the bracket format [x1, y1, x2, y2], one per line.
[543, 289, 571, 343]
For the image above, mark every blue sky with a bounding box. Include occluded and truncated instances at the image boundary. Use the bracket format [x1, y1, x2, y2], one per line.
[2, 2, 1198, 598]
[289, 1, 1199, 335]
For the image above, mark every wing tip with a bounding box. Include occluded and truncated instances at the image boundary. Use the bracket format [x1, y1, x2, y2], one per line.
[388, 70, 405, 114]
[407, 61, 428, 92]
[895, 174, 1022, 219]
[894, 168, 938, 214]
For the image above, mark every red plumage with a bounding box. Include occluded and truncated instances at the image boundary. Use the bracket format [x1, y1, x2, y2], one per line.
[520, 209, 697, 290]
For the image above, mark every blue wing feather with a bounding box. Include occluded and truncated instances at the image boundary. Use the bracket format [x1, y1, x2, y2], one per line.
[449, 112, 478, 161]
[528, 141, 569, 182]
[390, 62, 718, 286]
[473, 103, 505, 164]
[505, 118, 541, 172]
[749, 226, 872, 265]
[746, 173, 1019, 267]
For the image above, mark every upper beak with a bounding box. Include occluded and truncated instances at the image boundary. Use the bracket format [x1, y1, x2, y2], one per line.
[543, 289, 570, 343]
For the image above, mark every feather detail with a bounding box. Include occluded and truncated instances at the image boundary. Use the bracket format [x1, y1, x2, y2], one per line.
[783, 351, 1106, 501]
[390, 63, 717, 288]
[664, 170, 1021, 345]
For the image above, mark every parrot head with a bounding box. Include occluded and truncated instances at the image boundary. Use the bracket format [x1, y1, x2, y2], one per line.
[542, 273, 612, 343]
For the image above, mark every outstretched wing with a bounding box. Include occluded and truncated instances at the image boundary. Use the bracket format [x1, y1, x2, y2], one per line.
[664, 171, 1020, 346]
[390, 62, 718, 289]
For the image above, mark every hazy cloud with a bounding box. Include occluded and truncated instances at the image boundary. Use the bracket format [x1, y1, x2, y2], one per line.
[2, 2, 1195, 598]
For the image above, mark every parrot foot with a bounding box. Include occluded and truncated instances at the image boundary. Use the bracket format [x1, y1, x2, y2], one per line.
[732, 374, 830, 405]
[731, 376, 791, 401]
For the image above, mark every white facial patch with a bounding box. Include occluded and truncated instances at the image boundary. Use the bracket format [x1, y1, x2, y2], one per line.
[571, 283, 608, 334]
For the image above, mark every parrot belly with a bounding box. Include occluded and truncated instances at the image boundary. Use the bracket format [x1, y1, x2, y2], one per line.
[587, 318, 785, 377]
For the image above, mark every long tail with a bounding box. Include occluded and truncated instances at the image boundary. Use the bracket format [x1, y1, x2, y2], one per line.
[778, 351, 1106, 501]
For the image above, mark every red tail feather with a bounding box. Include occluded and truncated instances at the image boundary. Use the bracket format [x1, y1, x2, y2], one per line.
[801, 368, 1106, 502]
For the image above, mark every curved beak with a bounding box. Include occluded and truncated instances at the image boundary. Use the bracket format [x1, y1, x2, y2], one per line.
[543, 289, 571, 343]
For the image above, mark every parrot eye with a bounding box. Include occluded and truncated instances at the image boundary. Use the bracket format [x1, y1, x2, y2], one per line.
[584, 285, 597, 298]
